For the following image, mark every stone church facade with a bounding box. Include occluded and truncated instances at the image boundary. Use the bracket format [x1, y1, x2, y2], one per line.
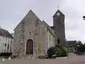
[13, 10, 66, 58]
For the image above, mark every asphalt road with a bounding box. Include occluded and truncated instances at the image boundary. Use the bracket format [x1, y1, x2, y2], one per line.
[0, 53, 85, 64]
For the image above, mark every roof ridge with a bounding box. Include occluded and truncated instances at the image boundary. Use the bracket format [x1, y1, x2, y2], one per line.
[0, 28, 13, 38]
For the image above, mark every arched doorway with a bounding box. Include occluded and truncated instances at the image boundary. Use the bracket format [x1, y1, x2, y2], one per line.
[26, 39, 33, 54]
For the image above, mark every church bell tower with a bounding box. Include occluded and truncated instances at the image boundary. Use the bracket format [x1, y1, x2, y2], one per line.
[53, 10, 66, 45]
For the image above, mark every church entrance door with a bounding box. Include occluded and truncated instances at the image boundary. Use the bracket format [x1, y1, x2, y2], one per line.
[26, 39, 33, 54]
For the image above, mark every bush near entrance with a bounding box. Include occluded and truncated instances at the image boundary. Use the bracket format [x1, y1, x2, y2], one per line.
[55, 45, 68, 57]
[47, 45, 68, 58]
[47, 47, 57, 58]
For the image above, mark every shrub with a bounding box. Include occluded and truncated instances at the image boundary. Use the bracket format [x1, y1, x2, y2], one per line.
[55, 47, 62, 57]
[55, 45, 63, 48]
[61, 46, 68, 56]
[55, 45, 68, 57]
[47, 45, 68, 58]
[47, 47, 57, 58]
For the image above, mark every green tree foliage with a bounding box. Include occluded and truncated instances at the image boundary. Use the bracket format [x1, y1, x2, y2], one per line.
[76, 43, 85, 54]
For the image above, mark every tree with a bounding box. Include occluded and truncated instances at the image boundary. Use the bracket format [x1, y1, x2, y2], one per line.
[76, 42, 85, 54]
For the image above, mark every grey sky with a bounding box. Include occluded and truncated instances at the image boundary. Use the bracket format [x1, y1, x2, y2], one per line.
[0, 0, 85, 43]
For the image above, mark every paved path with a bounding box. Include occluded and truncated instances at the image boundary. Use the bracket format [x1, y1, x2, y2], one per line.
[0, 53, 85, 64]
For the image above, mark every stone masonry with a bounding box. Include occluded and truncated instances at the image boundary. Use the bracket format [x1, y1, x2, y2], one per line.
[13, 9, 66, 58]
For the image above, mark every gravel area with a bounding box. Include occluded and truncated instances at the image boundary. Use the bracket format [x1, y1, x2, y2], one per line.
[0, 53, 85, 64]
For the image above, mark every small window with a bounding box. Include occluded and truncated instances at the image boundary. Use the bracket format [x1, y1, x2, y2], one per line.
[58, 38, 60, 44]
[10, 50, 11, 52]
[7, 44, 9, 49]
[5, 44, 6, 47]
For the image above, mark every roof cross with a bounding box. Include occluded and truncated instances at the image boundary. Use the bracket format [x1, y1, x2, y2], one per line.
[57, 5, 59, 9]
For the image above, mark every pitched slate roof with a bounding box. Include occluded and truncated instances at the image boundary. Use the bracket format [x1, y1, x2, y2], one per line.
[0, 28, 13, 38]
[41, 21, 56, 37]
[67, 41, 77, 47]
[53, 9, 64, 17]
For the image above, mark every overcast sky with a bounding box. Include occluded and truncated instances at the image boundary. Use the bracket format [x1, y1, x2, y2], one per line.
[0, 0, 85, 43]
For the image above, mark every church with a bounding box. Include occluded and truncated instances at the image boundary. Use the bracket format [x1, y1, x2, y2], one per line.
[13, 9, 66, 58]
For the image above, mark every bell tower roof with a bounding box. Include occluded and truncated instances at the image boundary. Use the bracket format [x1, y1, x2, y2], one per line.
[53, 9, 64, 17]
